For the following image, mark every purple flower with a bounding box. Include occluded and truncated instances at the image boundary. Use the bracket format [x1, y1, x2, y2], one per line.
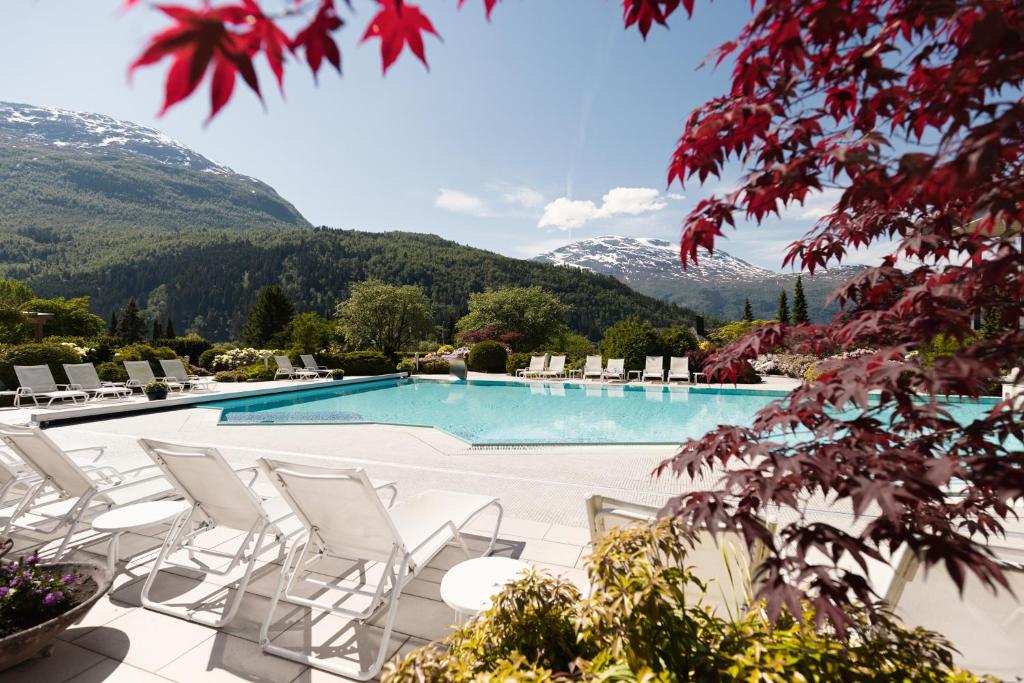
[43, 591, 63, 605]
[0, 587, 8, 597]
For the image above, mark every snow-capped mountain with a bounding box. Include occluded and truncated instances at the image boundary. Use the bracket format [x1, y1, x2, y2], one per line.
[535, 235, 865, 322]
[0, 101, 232, 175]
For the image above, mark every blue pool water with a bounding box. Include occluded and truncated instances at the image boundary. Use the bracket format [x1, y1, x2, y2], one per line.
[203, 378, 1002, 446]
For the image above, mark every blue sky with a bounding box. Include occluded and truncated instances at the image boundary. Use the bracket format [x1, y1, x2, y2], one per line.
[0, 1, 847, 269]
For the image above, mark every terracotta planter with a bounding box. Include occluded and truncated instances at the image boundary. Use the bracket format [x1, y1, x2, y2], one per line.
[0, 561, 113, 672]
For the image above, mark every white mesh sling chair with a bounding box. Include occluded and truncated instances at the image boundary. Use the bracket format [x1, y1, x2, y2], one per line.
[123, 360, 184, 392]
[517, 355, 547, 378]
[159, 359, 212, 392]
[63, 363, 132, 401]
[583, 355, 603, 381]
[257, 459, 503, 680]
[643, 356, 665, 382]
[0, 423, 173, 558]
[540, 355, 566, 378]
[300, 355, 332, 378]
[274, 356, 317, 380]
[602, 358, 625, 382]
[668, 356, 690, 383]
[13, 365, 89, 407]
[136, 439, 396, 627]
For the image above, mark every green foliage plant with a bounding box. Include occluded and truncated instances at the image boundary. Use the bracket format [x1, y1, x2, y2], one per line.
[242, 285, 294, 347]
[336, 280, 434, 356]
[776, 290, 790, 325]
[658, 325, 698, 358]
[288, 312, 335, 354]
[792, 275, 809, 324]
[96, 361, 128, 383]
[506, 352, 533, 376]
[601, 317, 660, 371]
[707, 320, 774, 348]
[468, 340, 508, 373]
[117, 298, 146, 343]
[0, 544, 83, 638]
[0, 342, 83, 388]
[337, 350, 395, 375]
[456, 287, 568, 352]
[143, 380, 169, 393]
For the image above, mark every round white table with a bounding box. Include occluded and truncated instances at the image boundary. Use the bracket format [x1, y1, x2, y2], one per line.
[440, 556, 531, 621]
[91, 500, 188, 573]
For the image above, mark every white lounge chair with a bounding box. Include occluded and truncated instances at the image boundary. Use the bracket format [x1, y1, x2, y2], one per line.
[63, 363, 133, 401]
[540, 355, 566, 378]
[257, 459, 502, 680]
[274, 355, 317, 380]
[13, 365, 89, 407]
[137, 439, 396, 627]
[300, 354, 332, 378]
[585, 494, 769, 616]
[668, 356, 690, 383]
[0, 423, 174, 558]
[642, 356, 665, 382]
[602, 358, 625, 382]
[159, 359, 212, 392]
[583, 355, 603, 381]
[123, 360, 184, 393]
[517, 355, 547, 378]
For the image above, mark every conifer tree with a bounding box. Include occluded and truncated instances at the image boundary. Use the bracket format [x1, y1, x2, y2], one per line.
[242, 285, 294, 347]
[742, 298, 753, 322]
[151, 318, 163, 342]
[792, 276, 809, 324]
[164, 316, 176, 339]
[108, 310, 119, 338]
[118, 298, 145, 343]
[776, 291, 790, 325]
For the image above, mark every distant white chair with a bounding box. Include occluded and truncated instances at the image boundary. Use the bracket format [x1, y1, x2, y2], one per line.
[274, 355, 317, 380]
[517, 355, 547, 378]
[299, 354, 332, 378]
[583, 355, 603, 381]
[540, 355, 566, 378]
[123, 360, 184, 393]
[13, 365, 89, 407]
[160, 359, 213, 392]
[585, 494, 768, 616]
[668, 356, 690, 383]
[0, 423, 173, 558]
[63, 363, 132, 401]
[257, 459, 502, 680]
[642, 356, 665, 382]
[602, 358, 625, 382]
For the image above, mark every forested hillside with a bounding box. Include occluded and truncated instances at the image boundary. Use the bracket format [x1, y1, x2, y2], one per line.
[0, 225, 699, 341]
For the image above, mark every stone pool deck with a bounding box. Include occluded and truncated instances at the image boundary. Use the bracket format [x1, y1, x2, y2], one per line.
[1, 372, 1021, 680]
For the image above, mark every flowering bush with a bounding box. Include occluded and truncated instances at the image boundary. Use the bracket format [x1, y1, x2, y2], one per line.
[212, 348, 272, 371]
[0, 543, 81, 638]
[59, 342, 91, 359]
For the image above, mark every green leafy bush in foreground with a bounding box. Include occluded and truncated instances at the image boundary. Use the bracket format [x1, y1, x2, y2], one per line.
[384, 521, 978, 683]
[337, 351, 395, 376]
[468, 340, 508, 373]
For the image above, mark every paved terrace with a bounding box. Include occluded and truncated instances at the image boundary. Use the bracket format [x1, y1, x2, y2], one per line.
[0, 373, 1021, 681]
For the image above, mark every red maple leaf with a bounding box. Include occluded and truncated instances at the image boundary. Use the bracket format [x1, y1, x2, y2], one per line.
[291, 0, 344, 78]
[130, 4, 261, 120]
[622, 0, 689, 39]
[222, 0, 291, 92]
[361, 0, 440, 75]
[456, 0, 500, 20]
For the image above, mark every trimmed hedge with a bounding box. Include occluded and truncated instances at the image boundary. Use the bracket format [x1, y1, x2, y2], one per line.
[198, 345, 236, 370]
[418, 359, 450, 374]
[506, 352, 533, 376]
[337, 351, 395, 376]
[242, 363, 276, 381]
[96, 361, 129, 383]
[0, 342, 83, 389]
[158, 335, 213, 363]
[468, 341, 508, 373]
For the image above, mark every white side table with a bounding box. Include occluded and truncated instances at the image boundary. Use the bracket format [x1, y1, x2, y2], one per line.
[440, 557, 531, 621]
[91, 500, 188, 574]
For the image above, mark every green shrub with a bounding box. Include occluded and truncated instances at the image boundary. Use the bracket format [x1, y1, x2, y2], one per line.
[214, 370, 245, 382]
[337, 351, 395, 376]
[96, 361, 128, 383]
[198, 344, 236, 370]
[468, 341, 508, 373]
[550, 332, 595, 363]
[659, 324, 699, 356]
[436, 344, 455, 354]
[707, 320, 774, 348]
[418, 359, 450, 374]
[396, 359, 415, 373]
[113, 344, 177, 376]
[383, 521, 978, 683]
[0, 342, 83, 388]
[241, 363, 276, 381]
[601, 317, 660, 371]
[506, 352, 533, 376]
[158, 335, 213, 363]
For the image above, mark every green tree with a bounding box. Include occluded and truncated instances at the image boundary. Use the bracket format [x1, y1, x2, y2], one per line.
[118, 298, 146, 343]
[658, 325, 698, 357]
[164, 316, 176, 339]
[336, 280, 433, 355]
[0, 278, 33, 309]
[456, 287, 568, 351]
[151, 317, 164, 341]
[242, 285, 294, 347]
[742, 298, 753, 322]
[109, 310, 120, 337]
[0, 278, 34, 344]
[707, 320, 774, 348]
[792, 276, 809, 324]
[776, 290, 790, 325]
[549, 331, 595, 362]
[601, 317, 661, 371]
[21, 296, 106, 338]
[288, 312, 335, 354]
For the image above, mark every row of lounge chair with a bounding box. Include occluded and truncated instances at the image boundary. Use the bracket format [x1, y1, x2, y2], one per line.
[517, 355, 692, 382]
[0, 422, 503, 680]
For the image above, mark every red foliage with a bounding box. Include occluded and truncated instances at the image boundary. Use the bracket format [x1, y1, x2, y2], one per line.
[456, 325, 524, 349]
[361, 0, 440, 75]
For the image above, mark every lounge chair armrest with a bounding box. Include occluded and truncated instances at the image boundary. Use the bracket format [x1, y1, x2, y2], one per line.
[407, 520, 461, 557]
[233, 466, 260, 488]
[66, 445, 107, 463]
[55, 384, 74, 390]
[68, 383, 85, 391]
[374, 481, 398, 508]
[115, 463, 165, 479]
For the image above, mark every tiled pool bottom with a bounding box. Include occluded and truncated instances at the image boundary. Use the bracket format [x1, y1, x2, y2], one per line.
[201, 378, 1003, 447]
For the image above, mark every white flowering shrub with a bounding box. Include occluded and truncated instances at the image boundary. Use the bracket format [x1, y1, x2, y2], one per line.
[59, 342, 92, 359]
[212, 347, 272, 371]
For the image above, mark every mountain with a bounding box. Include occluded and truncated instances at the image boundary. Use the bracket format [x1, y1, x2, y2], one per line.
[0, 103, 699, 341]
[536, 235, 866, 322]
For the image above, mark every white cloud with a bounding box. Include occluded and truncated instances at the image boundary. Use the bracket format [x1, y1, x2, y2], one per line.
[435, 188, 489, 215]
[501, 186, 545, 208]
[538, 186, 668, 231]
[796, 188, 843, 220]
[538, 198, 600, 230]
[667, 192, 687, 200]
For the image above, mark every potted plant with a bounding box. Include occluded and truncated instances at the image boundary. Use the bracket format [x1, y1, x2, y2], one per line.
[329, 369, 345, 381]
[0, 541, 113, 671]
[143, 380, 169, 401]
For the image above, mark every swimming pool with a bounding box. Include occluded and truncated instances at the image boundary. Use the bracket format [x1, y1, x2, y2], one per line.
[203, 378, 1002, 446]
